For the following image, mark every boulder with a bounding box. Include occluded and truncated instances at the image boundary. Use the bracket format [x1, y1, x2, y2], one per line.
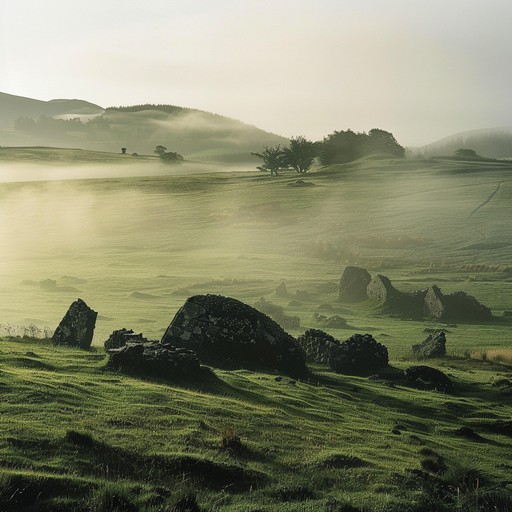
[106, 342, 200, 379]
[52, 298, 97, 350]
[338, 266, 371, 302]
[104, 328, 148, 351]
[412, 331, 446, 358]
[161, 295, 307, 377]
[330, 333, 389, 375]
[404, 365, 453, 392]
[366, 274, 400, 304]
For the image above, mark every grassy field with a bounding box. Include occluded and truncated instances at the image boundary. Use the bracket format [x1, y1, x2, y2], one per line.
[1, 151, 512, 510]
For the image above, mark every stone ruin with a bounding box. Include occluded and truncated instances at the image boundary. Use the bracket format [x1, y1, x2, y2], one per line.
[161, 294, 308, 377]
[297, 329, 388, 375]
[52, 298, 97, 350]
[104, 328, 148, 351]
[106, 341, 200, 379]
[412, 331, 446, 358]
[338, 266, 492, 322]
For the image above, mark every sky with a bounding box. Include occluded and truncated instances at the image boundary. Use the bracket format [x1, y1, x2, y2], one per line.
[1, 0, 512, 147]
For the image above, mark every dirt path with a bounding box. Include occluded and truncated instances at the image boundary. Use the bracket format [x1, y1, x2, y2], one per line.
[468, 181, 503, 218]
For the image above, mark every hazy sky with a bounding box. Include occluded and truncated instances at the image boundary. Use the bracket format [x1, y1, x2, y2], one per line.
[1, 0, 511, 146]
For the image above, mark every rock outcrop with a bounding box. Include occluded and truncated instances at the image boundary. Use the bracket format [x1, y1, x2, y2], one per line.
[161, 294, 307, 377]
[52, 298, 97, 350]
[338, 266, 371, 302]
[412, 331, 447, 358]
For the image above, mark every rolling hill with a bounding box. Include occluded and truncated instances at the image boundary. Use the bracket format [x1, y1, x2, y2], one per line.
[0, 92, 288, 162]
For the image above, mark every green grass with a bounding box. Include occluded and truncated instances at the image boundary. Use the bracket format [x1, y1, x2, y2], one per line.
[1, 153, 512, 509]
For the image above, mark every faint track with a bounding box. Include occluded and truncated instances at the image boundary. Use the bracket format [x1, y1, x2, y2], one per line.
[468, 181, 503, 218]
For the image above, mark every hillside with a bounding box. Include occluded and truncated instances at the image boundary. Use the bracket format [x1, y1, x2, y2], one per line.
[418, 127, 512, 159]
[0, 93, 288, 162]
[1, 157, 512, 510]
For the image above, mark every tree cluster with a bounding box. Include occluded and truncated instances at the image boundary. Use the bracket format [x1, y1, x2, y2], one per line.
[318, 128, 405, 165]
[251, 136, 318, 175]
[252, 128, 405, 175]
[154, 145, 184, 163]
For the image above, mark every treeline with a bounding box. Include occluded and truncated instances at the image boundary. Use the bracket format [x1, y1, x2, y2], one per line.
[252, 128, 405, 175]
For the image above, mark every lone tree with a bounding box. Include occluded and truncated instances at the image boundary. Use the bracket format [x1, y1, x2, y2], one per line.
[251, 145, 286, 176]
[282, 136, 318, 173]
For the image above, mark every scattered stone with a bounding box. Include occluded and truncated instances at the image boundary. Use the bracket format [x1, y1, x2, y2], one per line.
[288, 300, 302, 307]
[275, 281, 288, 298]
[161, 295, 307, 377]
[104, 328, 149, 351]
[412, 331, 447, 358]
[404, 365, 453, 393]
[338, 266, 371, 302]
[312, 313, 347, 328]
[24, 351, 40, 358]
[275, 376, 282, 382]
[106, 342, 200, 379]
[52, 298, 97, 350]
[391, 429, 401, 435]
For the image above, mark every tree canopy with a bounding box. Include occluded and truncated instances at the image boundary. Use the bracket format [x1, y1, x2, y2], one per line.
[318, 128, 405, 165]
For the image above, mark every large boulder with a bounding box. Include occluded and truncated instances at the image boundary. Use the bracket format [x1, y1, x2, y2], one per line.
[106, 342, 200, 379]
[366, 274, 400, 304]
[52, 298, 97, 350]
[412, 331, 447, 358]
[338, 266, 371, 302]
[161, 294, 307, 377]
[404, 365, 453, 392]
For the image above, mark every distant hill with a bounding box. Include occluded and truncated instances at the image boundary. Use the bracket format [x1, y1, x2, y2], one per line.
[419, 127, 512, 159]
[0, 93, 288, 162]
[0, 92, 104, 128]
